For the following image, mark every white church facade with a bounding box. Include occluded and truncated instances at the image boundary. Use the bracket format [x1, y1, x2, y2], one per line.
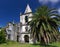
[6, 4, 36, 43]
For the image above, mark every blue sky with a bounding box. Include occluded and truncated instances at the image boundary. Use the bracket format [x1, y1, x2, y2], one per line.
[0, 0, 60, 27]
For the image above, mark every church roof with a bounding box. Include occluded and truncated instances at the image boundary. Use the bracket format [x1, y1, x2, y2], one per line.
[20, 4, 32, 16]
[24, 4, 32, 13]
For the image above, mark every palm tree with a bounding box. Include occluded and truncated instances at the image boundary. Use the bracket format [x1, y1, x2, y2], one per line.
[28, 6, 60, 44]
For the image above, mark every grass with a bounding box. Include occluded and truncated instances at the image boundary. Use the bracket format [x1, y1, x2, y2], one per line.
[0, 41, 40, 47]
[0, 41, 60, 47]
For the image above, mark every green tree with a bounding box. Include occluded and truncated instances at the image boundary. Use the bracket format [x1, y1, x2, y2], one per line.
[29, 6, 60, 44]
[0, 28, 6, 44]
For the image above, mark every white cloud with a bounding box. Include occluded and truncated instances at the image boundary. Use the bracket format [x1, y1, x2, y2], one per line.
[58, 8, 60, 14]
[39, 0, 49, 4]
[49, 0, 59, 3]
[51, 16, 56, 18]
[38, 0, 60, 4]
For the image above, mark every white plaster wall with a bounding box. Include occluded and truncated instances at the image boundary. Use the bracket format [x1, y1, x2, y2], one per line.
[20, 15, 26, 24]
[20, 34, 25, 43]
[20, 16, 23, 23]
[10, 34, 14, 40]
[28, 14, 33, 21]
[6, 23, 16, 41]
[28, 25, 30, 31]
[22, 26, 26, 32]
[19, 34, 33, 44]
[20, 16, 24, 24]
[8, 23, 13, 30]
[6, 28, 11, 34]
[10, 30, 14, 40]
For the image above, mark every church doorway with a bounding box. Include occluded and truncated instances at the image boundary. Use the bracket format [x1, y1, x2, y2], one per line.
[17, 35, 19, 42]
[24, 35, 29, 43]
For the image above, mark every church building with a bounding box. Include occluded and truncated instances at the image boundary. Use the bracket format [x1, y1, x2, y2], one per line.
[6, 4, 36, 44]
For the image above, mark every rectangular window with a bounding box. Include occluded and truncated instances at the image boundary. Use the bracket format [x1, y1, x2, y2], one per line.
[8, 30, 11, 32]
[25, 16, 28, 22]
[8, 34, 11, 40]
[25, 26, 28, 32]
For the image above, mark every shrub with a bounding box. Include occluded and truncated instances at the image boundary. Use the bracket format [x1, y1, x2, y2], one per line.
[0, 29, 6, 44]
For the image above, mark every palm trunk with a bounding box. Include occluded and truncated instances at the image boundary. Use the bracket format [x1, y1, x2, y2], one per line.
[46, 33, 49, 44]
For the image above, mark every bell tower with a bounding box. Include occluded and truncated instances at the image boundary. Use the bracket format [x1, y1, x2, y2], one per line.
[19, 4, 33, 43]
[20, 4, 32, 24]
